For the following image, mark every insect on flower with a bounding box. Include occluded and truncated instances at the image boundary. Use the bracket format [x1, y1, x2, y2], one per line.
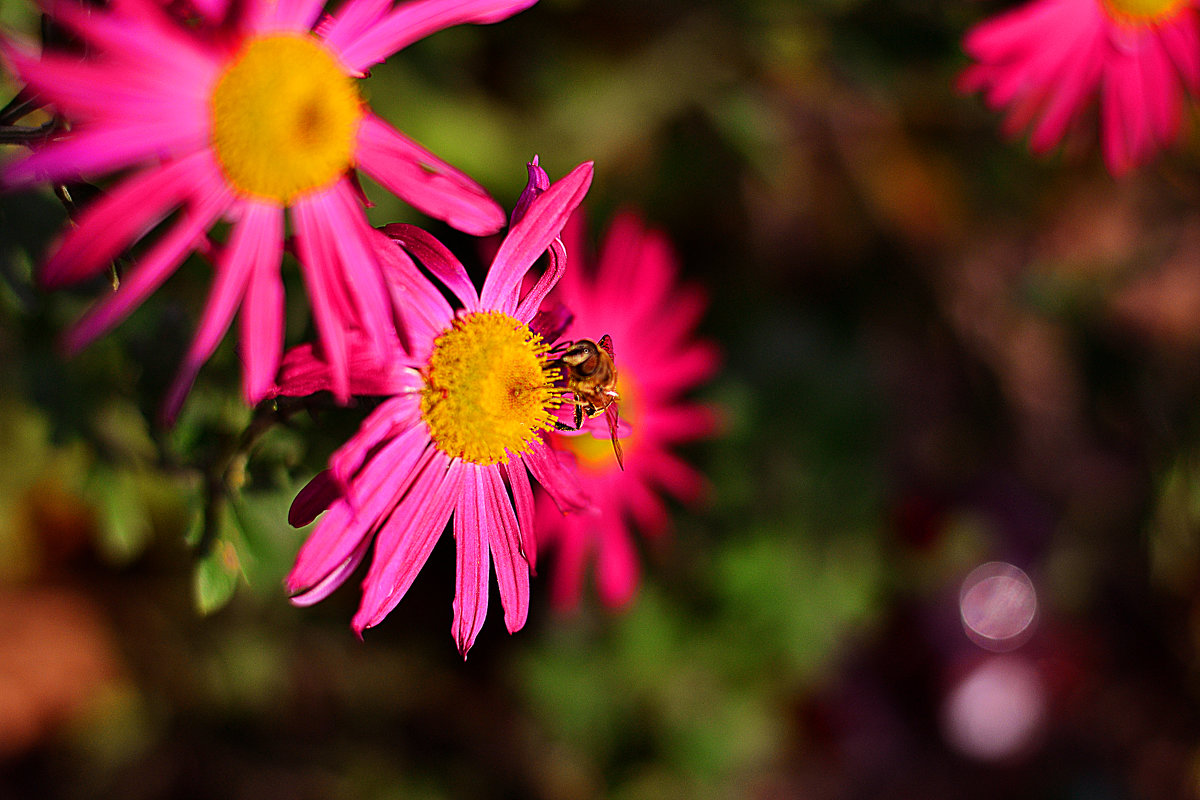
[548, 334, 624, 470]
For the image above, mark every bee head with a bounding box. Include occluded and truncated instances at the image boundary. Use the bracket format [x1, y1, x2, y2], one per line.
[560, 340, 601, 375]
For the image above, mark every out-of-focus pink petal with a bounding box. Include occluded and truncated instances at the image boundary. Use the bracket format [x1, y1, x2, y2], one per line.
[264, 0, 328, 31]
[6, 119, 208, 186]
[482, 465, 529, 634]
[336, 0, 538, 73]
[239, 203, 286, 405]
[480, 161, 593, 314]
[38, 152, 212, 288]
[380, 223, 480, 310]
[1, 45, 209, 127]
[452, 466, 491, 656]
[50, 1, 216, 79]
[319, 0, 393, 60]
[290, 469, 341, 528]
[61, 184, 233, 355]
[624, 477, 671, 536]
[595, 511, 639, 609]
[1028, 33, 1104, 153]
[645, 449, 707, 505]
[292, 195, 351, 403]
[353, 454, 463, 634]
[356, 114, 506, 237]
[544, 511, 589, 611]
[1160, 10, 1200, 91]
[320, 180, 397, 357]
[160, 204, 262, 425]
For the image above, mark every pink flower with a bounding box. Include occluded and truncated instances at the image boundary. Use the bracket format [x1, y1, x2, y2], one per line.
[959, 0, 1200, 175]
[280, 161, 593, 656]
[1, 0, 535, 421]
[534, 208, 720, 611]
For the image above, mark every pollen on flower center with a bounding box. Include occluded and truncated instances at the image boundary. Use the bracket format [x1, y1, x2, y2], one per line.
[1101, 0, 1188, 24]
[210, 34, 363, 204]
[421, 311, 561, 465]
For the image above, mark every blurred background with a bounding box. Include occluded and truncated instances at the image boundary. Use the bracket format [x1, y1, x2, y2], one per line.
[5, 0, 1200, 797]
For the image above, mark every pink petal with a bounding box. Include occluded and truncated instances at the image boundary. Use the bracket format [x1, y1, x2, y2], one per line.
[479, 161, 594, 314]
[1026, 31, 1104, 152]
[289, 530, 373, 607]
[61, 182, 233, 355]
[160, 203, 265, 425]
[265, 0, 328, 31]
[595, 510, 639, 609]
[322, 180, 398, 357]
[1160, 11, 1200, 91]
[452, 466, 491, 656]
[239, 204, 287, 405]
[356, 114, 506, 237]
[546, 512, 589, 612]
[274, 336, 420, 397]
[290, 469, 341, 528]
[288, 427, 433, 596]
[49, 1, 216, 80]
[500, 458, 537, 571]
[38, 152, 213, 288]
[353, 454, 463, 633]
[482, 465, 529, 634]
[336, 0, 538, 73]
[330, 395, 423, 489]
[510, 156, 551, 228]
[523, 442, 589, 514]
[380, 223, 480, 310]
[6, 119, 208, 186]
[514, 238, 566, 323]
[319, 0, 394, 59]
[369, 228, 454, 351]
[292, 196, 352, 402]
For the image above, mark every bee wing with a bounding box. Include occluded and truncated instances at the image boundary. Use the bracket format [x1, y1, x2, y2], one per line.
[604, 402, 624, 470]
[598, 334, 615, 360]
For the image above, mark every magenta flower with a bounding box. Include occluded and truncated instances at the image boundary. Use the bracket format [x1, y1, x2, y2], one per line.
[1, 0, 535, 421]
[534, 209, 720, 611]
[959, 0, 1200, 175]
[280, 161, 593, 655]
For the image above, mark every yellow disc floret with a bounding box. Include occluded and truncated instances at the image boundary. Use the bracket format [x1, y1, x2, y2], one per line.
[421, 312, 561, 465]
[210, 34, 363, 204]
[1101, 0, 1188, 24]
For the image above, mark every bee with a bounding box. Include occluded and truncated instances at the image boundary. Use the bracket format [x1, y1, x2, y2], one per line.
[547, 334, 624, 469]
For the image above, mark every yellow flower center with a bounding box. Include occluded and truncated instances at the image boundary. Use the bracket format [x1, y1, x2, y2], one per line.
[559, 374, 634, 472]
[1101, 0, 1188, 24]
[421, 312, 562, 466]
[210, 34, 363, 204]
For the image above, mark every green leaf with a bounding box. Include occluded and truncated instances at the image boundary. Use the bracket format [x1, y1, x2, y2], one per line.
[194, 538, 241, 615]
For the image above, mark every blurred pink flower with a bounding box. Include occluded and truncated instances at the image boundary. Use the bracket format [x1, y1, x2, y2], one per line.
[959, 0, 1200, 175]
[1, 0, 533, 421]
[280, 161, 593, 656]
[534, 209, 721, 611]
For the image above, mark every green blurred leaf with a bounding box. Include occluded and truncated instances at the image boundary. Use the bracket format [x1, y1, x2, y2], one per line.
[194, 536, 241, 615]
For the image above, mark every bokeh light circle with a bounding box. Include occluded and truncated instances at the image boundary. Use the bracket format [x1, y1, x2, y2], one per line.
[959, 561, 1038, 651]
[942, 656, 1046, 761]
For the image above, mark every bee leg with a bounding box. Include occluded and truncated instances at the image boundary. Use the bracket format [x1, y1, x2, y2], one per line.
[574, 404, 584, 429]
